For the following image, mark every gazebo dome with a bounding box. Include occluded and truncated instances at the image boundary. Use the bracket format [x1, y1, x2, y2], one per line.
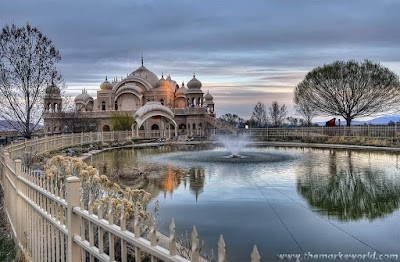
[100, 77, 113, 90]
[134, 101, 174, 119]
[74, 89, 93, 102]
[187, 73, 202, 89]
[45, 82, 60, 95]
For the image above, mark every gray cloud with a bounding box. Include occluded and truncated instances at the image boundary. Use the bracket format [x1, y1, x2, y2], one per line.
[1, 0, 400, 119]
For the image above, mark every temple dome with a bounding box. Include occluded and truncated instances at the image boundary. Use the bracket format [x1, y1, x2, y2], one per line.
[158, 75, 169, 88]
[130, 64, 159, 88]
[176, 82, 188, 95]
[100, 78, 113, 90]
[74, 89, 93, 102]
[187, 73, 202, 89]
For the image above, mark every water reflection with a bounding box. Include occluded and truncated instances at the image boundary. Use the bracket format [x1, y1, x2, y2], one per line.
[90, 148, 206, 201]
[296, 149, 400, 221]
[89, 147, 400, 222]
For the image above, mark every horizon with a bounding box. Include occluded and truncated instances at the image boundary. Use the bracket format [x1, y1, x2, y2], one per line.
[2, 0, 400, 122]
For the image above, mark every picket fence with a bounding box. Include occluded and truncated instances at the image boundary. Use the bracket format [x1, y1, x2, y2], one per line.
[0, 131, 262, 262]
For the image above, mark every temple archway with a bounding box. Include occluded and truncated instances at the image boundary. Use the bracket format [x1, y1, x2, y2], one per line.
[134, 102, 178, 138]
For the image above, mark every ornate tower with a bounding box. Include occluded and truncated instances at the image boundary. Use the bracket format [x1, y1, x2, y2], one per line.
[44, 81, 62, 112]
[186, 73, 204, 107]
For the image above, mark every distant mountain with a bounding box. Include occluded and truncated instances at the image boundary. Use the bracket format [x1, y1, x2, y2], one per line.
[365, 115, 400, 125]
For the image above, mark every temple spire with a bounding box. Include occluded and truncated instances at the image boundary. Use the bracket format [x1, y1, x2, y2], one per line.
[141, 54, 144, 66]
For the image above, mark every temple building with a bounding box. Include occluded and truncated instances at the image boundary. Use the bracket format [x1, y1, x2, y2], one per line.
[43, 59, 219, 138]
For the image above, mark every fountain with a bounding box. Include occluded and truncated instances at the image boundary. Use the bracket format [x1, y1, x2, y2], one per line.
[218, 134, 250, 158]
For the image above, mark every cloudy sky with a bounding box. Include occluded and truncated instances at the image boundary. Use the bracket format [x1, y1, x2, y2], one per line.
[1, 0, 400, 120]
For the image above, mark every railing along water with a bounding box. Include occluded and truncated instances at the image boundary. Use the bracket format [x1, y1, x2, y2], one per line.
[1, 127, 398, 261]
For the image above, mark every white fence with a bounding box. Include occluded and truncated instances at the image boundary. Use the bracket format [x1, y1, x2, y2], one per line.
[212, 126, 400, 139]
[0, 131, 262, 262]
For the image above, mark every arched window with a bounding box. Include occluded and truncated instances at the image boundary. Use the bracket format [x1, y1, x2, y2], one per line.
[193, 123, 196, 129]
[102, 125, 110, 131]
[160, 99, 164, 105]
[102, 101, 106, 111]
[114, 101, 118, 110]
[192, 97, 196, 107]
[151, 124, 159, 130]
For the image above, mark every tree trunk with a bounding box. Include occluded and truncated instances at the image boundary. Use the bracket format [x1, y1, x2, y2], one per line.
[345, 115, 352, 126]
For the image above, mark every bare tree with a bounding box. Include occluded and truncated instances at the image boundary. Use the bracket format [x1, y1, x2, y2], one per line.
[287, 116, 305, 127]
[250, 102, 268, 127]
[294, 60, 400, 126]
[0, 24, 62, 138]
[269, 101, 287, 127]
[218, 113, 245, 127]
[294, 94, 317, 127]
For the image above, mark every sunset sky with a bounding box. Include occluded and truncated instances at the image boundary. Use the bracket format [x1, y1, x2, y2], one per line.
[2, 0, 400, 121]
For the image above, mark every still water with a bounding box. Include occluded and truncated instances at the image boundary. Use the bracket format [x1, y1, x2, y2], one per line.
[87, 145, 400, 261]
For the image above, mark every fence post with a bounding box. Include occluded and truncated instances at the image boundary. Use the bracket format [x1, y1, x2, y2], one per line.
[66, 176, 81, 262]
[15, 159, 22, 243]
[44, 135, 48, 152]
[10, 141, 14, 159]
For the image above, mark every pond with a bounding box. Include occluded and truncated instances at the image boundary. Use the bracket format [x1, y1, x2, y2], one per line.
[86, 144, 400, 261]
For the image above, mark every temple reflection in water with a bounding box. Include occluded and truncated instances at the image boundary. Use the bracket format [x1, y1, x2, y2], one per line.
[89, 147, 206, 201]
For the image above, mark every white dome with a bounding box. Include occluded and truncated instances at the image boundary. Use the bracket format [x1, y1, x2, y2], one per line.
[100, 78, 113, 90]
[135, 101, 174, 119]
[130, 65, 159, 88]
[74, 89, 93, 102]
